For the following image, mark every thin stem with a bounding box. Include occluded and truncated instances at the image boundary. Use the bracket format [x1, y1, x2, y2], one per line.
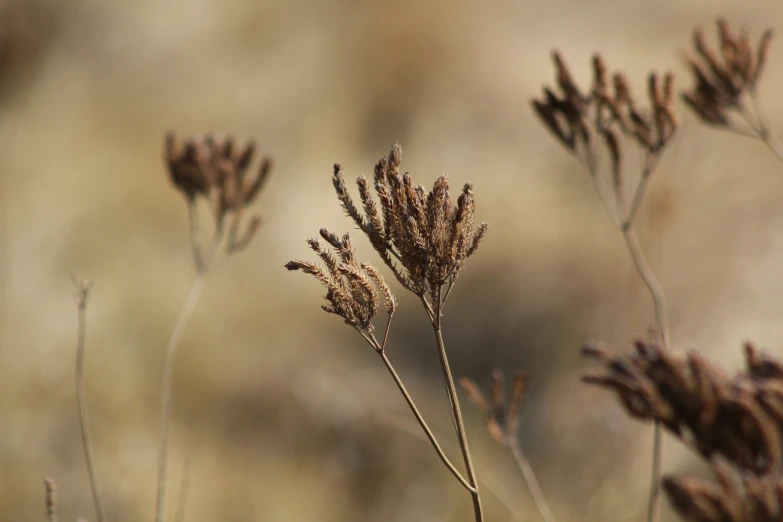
[749, 94, 783, 162]
[174, 457, 191, 522]
[154, 275, 208, 522]
[380, 313, 393, 352]
[648, 420, 664, 522]
[508, 437, 556, 522]
[624, 162, 653, 230]
[187, 200, 205, 274]
[621, 227, 669, 347]
[378, 351, 476, 493]
[599, 152, 669, 522]
[74, 280, 106, 522]
[431, 286, 483, 521]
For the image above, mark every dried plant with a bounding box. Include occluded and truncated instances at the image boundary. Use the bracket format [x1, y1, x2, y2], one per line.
[583, 340, 783, 475]
[164, 133, 272, 271]
[663, 460, 783, 522]
[681, 19, 783, 161]
[156, 133, 272, 522]
[583, 338, 783, 521]
[71, 277, 104, 522]
[460, 371, 557, 522]
[532, 50, 679, 522]
[287, 143, 488, 520]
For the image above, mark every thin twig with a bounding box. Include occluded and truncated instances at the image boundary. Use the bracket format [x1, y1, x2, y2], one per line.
[648, 420, 664, 522]
[154, 275, 207, 522]
[749, 94, 783, 162]
[378, 351, 476, 493]
[187, 200, 205, 274]
[174, 456, 191, 522]
[73, 278, 106, 522]
[431, 285, 483, 521]
[508, 437, 556, 522]
[602, 152, 670, 522]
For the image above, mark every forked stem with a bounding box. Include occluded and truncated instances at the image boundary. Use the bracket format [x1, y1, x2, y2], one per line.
[378, 351, 476, 493]
[596, 152, 669, 522]
[431, 285, 483, 521]
[74, 280, 106, 522]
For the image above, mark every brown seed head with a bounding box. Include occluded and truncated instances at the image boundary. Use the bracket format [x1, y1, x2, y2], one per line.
[286, 232, 397, 333]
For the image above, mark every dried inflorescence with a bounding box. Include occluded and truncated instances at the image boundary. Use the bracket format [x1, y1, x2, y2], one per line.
[663, 461, 783, 522]
[459, 370, 528, 447]
[582, 339, 783, 475]
[285, 229, 396, 335]
[332, 143, 488, 299]
[681, 18, 773, 127]
[532, 51, 677, 176]
[164, 133, 272, 253]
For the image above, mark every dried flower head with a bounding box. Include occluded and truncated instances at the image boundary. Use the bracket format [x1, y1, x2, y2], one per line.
[331, 143, 488, 300]
[164, 133, 272, 254]
[663, 460, 783, 522]
[459, 370, 528, 446]
[285, 230, 396, 336]
[582, 338, 783, 474]
[681, 18, 774, 127]
[532, 51, 677, 179]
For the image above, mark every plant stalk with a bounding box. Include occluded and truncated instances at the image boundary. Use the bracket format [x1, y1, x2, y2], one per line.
[154, 275, 207, 522]
[431, 286, 483, 521]
[75, 284, 106, 522]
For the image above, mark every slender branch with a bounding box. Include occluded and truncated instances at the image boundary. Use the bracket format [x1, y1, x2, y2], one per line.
[174, 457, 191, 522]
[623, 161, 654, 230]
[508, 437, 556, 522]
[749, 94, 783, 162]
[378, 351, 476, 493]
[187, 200, 205, 274]
[154, 275, 208, 522]
[592, 147, 669, 522]
[380, 313, 393, 352]
[430, 286, 483, 521]
[620, 228, 669, 346]
[647, 420, 664, 522]
[73, 278, 106, 522]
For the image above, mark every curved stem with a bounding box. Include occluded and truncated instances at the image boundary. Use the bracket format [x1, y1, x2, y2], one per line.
[431, 286, 483, 521]
[74, 282, 106, 522]
[508, 437, 556, 522]
[154, 276, 207, 522]
[621, 227, 669, 347]
[378, 351, 476, 493]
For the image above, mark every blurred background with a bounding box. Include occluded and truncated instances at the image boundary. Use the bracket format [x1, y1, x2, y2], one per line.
[2, 0, 783, 520]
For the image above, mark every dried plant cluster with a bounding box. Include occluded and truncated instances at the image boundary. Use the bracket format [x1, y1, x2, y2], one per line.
[330, 143, 488, 302]
[165, 133, 272, 263]
[287, 143, 488, 520]
[681, 19, 783, 161]
[583, 340, 783, 473]
[682, 19, 772, 129]
[459, 371, 528, 448]
[532, 50, 677, 188]
[41, 14, 783, 522]
[583, 339, 783, 521]
[529, 15, 783, 522]
[285, 230, 396, 335]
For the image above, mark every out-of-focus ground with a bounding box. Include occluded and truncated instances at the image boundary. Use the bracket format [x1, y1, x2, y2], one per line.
[2, 0, 783, 520]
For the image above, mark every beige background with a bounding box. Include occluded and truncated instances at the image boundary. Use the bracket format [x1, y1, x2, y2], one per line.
[2, 0, 782, 520]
